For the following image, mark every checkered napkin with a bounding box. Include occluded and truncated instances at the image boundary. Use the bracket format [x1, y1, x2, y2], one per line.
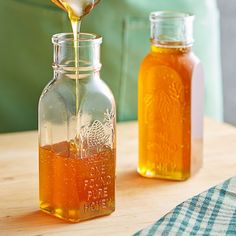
[134, 177, 236, 236]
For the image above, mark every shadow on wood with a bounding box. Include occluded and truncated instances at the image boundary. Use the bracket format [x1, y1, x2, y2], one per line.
[2, 210, 70, 234]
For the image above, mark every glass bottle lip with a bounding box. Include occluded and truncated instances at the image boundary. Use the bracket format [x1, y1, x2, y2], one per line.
[150, 11, 195, 22]
[52, 33, 102, 46]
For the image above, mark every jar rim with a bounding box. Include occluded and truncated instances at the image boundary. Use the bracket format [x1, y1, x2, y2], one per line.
[52, 33, 102, 46]
[150, 11, 195, 22]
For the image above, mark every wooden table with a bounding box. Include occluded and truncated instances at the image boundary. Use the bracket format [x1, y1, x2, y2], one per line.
[1, 119, 236, 236]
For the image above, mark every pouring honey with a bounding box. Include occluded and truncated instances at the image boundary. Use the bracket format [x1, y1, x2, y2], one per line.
[51, 0, 101, 132]
[38, 0, 116, 223]
[51, 0, 100, 33]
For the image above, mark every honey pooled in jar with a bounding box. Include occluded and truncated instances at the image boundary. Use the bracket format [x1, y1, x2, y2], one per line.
[39, 141, 115, 222]
[138, 45, 201, 181]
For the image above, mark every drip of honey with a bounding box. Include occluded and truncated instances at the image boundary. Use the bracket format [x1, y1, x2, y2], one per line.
[138, 45, 198, 180]
[39, 142, 115, 222]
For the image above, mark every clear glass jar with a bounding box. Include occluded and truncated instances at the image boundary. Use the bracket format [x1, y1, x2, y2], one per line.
[39, 33, 116, 222]
[138, 12, 204, 181]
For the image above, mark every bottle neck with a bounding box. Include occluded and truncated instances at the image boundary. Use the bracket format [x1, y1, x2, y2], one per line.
[52, 33, 102, 80]
[151, 42, 192, 54]
[150, 11, 194, 49]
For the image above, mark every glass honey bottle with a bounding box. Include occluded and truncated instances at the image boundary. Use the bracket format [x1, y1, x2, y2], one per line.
[138, 12, 204, 181]
[38, 33, 116, 222]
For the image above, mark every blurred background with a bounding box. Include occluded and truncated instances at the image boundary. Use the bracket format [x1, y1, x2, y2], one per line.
[217, 0, 236, 126]
[0, 0, 235, 133]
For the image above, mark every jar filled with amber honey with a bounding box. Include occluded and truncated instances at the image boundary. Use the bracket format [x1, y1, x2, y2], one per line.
[38, 33, 116, 222]
[138, 12, 204, 181]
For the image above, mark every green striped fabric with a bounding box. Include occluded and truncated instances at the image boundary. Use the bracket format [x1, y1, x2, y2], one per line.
[134, 177, 236, 236]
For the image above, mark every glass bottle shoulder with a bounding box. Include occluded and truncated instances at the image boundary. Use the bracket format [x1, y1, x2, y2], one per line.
[140, 47, 200, 76]
[39, 74, 115, 114]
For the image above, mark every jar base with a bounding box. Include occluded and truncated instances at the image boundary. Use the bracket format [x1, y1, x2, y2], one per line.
[40, 202, 115, 223]
[137, 167, 190, 181]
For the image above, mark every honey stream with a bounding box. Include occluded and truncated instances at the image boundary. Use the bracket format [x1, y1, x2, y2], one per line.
[51, 0, 100, 133]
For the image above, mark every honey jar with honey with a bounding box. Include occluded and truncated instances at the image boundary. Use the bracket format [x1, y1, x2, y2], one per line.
[138, 12, 204, 181]
[39, 0, 115, 223]
[38, 33, 116, 223]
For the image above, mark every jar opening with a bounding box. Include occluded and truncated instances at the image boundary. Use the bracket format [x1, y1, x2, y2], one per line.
[52, 33, 102, 47]
[150, 11, 194, 21]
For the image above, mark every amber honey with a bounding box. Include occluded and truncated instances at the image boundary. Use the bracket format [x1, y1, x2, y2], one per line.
[138, 45, 199, 180]
[39, 142, 115, 222]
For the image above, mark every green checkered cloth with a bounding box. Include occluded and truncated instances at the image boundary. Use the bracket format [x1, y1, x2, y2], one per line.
[134, 177, 236, 236]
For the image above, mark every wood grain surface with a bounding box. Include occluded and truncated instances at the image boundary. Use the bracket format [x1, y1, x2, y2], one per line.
[0, 119, 236, 236]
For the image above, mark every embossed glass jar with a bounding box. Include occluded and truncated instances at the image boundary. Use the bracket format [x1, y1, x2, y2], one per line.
[38, 33, 116, 222]
[138, 12, 204, 180]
